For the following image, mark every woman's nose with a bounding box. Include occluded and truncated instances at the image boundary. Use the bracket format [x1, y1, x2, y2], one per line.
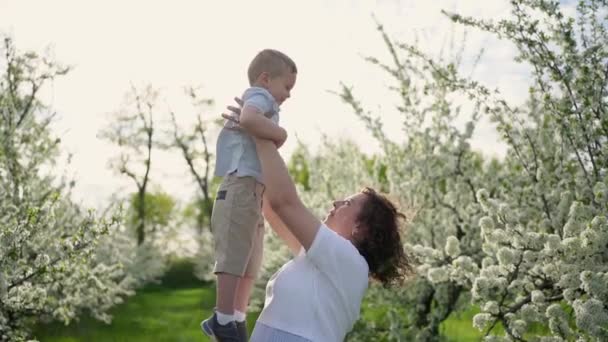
[333, 200, 346, 209]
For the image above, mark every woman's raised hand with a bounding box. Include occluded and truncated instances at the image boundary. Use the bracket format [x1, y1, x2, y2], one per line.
[221, 97, 243, 124]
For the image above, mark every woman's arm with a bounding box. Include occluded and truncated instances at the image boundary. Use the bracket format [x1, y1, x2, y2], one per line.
[262, 196, 301, 255]
[254, 139, 321, 250]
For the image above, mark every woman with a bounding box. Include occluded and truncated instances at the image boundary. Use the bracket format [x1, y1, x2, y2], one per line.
[227, 104, 412, 342]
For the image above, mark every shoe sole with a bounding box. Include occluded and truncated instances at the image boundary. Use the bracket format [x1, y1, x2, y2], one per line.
[201, 320, 216, 341]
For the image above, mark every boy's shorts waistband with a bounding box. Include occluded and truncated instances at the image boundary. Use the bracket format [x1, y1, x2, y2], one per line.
[223, 172, 265, 195]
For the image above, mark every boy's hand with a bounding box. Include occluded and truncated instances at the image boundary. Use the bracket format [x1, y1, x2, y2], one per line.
[275, 127, 287, 148]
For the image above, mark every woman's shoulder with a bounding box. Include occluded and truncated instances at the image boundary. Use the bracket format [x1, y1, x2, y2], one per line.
[308, 224, 369, 278]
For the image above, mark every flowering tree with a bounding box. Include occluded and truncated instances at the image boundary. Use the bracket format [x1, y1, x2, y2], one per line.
[0, 37, 132, 341]
[444, 0, 608, 340]
[340, 0, 607, 340]
[339, 26, 499, 339]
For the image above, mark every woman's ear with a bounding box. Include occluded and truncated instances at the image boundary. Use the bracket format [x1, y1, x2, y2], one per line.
[351, 224, 366, 240]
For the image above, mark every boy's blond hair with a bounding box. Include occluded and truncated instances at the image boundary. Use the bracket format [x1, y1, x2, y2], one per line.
[248, 49, 297, 85]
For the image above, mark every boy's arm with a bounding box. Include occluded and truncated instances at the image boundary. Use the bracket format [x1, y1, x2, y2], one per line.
[239, 106, 287, 146]
[262, 193, 301, 255]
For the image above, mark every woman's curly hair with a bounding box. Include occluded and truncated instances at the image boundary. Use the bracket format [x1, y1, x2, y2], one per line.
[354, 187, 413, 287]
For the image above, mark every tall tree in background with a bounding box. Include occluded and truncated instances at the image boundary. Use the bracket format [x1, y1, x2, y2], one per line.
[100, 85, 156, 245]
[127, 190, 176, 239]
[168, 87, 217, 231]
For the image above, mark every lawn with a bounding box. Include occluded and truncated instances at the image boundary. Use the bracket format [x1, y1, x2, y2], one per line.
[34, 260, 259, 342]
[34, 260, 495, 342]
[36, 286, 220, 342]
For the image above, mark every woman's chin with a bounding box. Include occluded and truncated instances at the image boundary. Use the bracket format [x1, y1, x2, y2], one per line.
[324, 218, 336, 231]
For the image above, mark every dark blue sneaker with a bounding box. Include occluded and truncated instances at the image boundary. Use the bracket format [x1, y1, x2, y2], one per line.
[201, 312, 240, 341]
[236, 320, 248, 341]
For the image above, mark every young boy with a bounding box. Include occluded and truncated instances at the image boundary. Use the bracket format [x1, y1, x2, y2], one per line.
[202, 49, 297, 341]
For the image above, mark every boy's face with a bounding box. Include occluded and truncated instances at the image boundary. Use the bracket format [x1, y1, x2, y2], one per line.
[265, 70, 297, 106]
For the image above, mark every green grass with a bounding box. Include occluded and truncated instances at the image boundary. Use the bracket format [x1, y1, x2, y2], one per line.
[37, 286, 213, 342]
[34, 260, 522, 342]
[441, 308, 487, 341]
[34, 260, 259, 342]
[441, 306, 552, 341]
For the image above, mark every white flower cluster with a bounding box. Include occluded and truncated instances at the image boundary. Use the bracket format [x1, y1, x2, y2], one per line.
[471, 190, 608, 340]
[0, 41, 136, 341]
[265, 2, 608, 340]
[0, 182, 135, 341]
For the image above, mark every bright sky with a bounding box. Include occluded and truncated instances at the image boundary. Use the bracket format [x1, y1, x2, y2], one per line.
[1, 0, 539, 208]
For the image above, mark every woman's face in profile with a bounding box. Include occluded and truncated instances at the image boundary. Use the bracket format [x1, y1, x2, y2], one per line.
[324, 192, 367, 240]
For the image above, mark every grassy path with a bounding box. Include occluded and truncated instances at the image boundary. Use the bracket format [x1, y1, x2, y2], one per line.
[35, 261, 258, 342]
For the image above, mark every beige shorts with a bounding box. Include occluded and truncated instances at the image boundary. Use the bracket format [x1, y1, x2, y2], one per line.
[211, 174, 265, 278]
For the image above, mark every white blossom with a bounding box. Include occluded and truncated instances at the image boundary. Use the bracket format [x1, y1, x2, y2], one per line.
[544, 234, 561, 251]
[546, 304, 566, 320]
[563, 201, 586, 238]
[473, 313, 493, 330]
[427, 267, 450, 284]
[539, 337, 564, 342]
[445, 236, 461, 257]
[497, 247, 515, 265]
[580, 271, 607, 299]
[480, 216, 495, 235]
[593, 182, 607, 204]
[560, 237, 581, 255]
[557, 273, 580, 289]
[472, 277, 490, 300]
[482, 257, 495, 268]
[573, 299, 608, 338]
[477, 189, 490, 204]
[520, 304, 539, 322]
[510, 319, 527, 338]
[531, 290, 545, 303]
[563, 288, 578, 303]
[548, 317, 571, 337]
[483, 301, 500, 315]
[523, 250, 537, 263]
[490, 229, 509, 244]
[590, 215, 607, 232]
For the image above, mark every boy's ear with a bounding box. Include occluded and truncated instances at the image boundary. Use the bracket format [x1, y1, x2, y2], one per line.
[259, 71, 270, 85]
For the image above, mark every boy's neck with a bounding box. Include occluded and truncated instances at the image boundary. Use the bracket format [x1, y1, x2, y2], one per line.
[251, 81, 268, 90]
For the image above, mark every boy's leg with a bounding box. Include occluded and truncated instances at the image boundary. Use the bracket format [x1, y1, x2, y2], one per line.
[234, 276, 255, 313]
[235, 217, 264, 312]
[211, 175, 260, 309]
[217, 273, 239, 315]
[234, 184, 264, 342]
[203, 175, 260, 341]
[209, 176, 240, 317]
[234, 211, 265, 340]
